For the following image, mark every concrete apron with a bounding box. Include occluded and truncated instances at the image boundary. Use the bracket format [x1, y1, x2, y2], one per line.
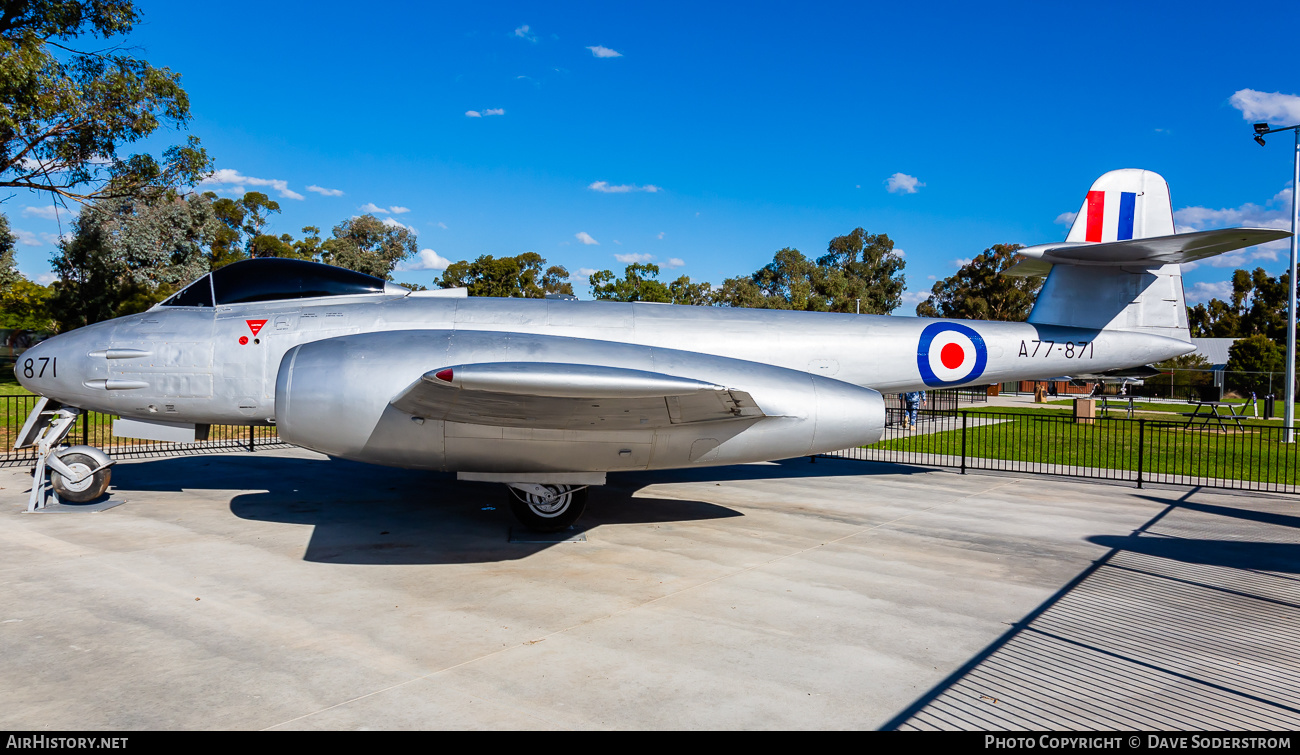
[0, 448, 1296, 730]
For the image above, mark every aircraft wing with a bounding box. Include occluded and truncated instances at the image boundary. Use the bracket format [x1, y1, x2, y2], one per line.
[1004, 227, 1291, 277]
[389, 362, 765, 430]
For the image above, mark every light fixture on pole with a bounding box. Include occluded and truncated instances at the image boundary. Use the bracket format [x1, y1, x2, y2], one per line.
[1253, 121, 1300, 442]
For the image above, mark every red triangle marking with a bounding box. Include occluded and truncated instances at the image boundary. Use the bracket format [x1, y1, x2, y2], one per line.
[246, 319, 267, 336]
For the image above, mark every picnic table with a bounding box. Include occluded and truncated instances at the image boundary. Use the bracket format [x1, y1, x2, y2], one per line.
[1181, 400, 1247, 431]
[1098, 395, 1136, 419]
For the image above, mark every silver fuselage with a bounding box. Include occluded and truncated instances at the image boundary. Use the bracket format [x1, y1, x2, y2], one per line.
[16, 293, 1192, 472]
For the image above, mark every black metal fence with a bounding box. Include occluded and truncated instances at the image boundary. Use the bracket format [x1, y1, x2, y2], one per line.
[830, 408, 1300, 495]
[0, 394, 286, 468]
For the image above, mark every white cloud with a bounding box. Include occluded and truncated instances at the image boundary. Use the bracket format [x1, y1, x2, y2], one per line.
[13, 229, 41, 247]
[664, 258, 685, 268]
[587, 45, 622, 58]
[1229, 89, 1300, 125]
[1176, 186, 1293, 266]
[927, 275, 937, 280]
[200, 168, 304, 200]
[514, 24, 537, 42]
[656, 231, 665, 240]
[34, 272, 56, 285]
[953, 257, 973, 267]
[613, 240, 622, 245]
[22, 205, 69, 220]
[900, 290, 931, 306]
[615, 252, 653, 263]
[389, 206, 411, 214]
[1187, 280, 1234, 303]
[588, 181, 662, 193]
[360, 202, 389, 214]
[483, 108, 505, 116]
[575, 231, 599, 245]
[576, 267, 599, 278]
[437, 222, 448, 229]
[465, 110, 482, 118]
[894, 248, 906, 257]
[1055, 211, 1077, 226]
[382, 217, 417, 233]
[885, 172, 924, 194]
[307, 185, 344, 197]
[398, 249, 452, 272]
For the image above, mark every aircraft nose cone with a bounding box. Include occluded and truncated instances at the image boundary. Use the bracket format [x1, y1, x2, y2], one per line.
[14, 339, 48, 393]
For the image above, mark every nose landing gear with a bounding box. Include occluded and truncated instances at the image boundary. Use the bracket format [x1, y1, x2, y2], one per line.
[16, 398, 115, 511]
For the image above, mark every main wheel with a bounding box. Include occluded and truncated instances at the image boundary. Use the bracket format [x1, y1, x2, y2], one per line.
[50, 452, 111, 504]
[507, 484, 588, 532]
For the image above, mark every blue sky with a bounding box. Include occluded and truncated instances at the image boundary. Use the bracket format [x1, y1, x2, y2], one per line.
[7, 1, 1300, 310]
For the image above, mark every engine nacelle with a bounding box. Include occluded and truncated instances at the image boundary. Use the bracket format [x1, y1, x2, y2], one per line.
[275, 330, 884, 473]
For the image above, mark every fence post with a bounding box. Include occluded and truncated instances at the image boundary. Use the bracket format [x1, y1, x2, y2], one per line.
[1137, 419, 1145, 489]
[81, 411, 88, 446]
[960, 412, 967, 475]
[248, 425, 255, 453]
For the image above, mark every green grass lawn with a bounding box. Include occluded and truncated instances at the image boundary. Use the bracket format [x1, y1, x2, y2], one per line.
[871, 408, 1300, 487]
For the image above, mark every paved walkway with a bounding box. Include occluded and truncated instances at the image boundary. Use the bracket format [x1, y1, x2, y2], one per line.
[1, 449, 1296, 729]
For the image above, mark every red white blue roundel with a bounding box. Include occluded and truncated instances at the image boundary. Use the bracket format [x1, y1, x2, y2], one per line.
[917, 322, 988, 387]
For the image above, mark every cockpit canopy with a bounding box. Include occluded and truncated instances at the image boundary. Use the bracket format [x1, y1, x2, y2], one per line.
[161, 258, 392, 307]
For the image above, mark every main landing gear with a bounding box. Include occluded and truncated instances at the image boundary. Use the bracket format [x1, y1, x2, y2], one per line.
[17, 399, 115, 511]
[505, 483, 588, 532]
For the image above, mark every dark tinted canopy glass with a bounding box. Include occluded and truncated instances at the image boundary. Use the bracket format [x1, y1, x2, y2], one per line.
[210, 258, 387, 305]
[161, 275, 214, 307]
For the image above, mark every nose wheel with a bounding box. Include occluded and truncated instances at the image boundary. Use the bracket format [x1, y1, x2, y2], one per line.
[506, 483, 588, 532]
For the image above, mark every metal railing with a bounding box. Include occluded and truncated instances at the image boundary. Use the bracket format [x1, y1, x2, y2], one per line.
[833, 407, 1300, 495]
[0, 394, 286, 468]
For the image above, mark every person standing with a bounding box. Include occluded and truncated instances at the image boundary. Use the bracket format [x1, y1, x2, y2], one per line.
[903, 390, 927, 429]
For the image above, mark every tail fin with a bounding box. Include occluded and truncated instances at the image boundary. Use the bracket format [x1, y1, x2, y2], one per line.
[1008, 169, 1291, 340]
[1064, 168, 1174, 243]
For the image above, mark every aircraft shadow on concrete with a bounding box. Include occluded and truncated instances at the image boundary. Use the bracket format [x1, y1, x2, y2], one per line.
[107, 453, 916, 565]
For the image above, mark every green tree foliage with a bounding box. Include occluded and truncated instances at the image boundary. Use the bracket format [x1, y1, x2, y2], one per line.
[590, 263, 673, 302]
[0, 1, 210, 203]
[541, 265, 574, 296]
[204, 191, 284, 267]
[50, 189, 220, 328]
[0, 213, 19, 291]
[915, 244, 1041, 321]
[818, 228, 905, 314]
[1188, 268, 1290, 343]
[438, 252, 569, 297]
[1226, 333, 1286, 396]
[320, 214, 416, 280]
[714, 229, 905, 312]
[0, 276, 55, 331]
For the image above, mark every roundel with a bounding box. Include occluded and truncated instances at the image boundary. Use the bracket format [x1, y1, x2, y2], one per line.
[917, 322, 988, 387]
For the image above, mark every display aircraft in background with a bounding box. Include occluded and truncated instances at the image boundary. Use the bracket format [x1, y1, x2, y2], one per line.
[13, 169, 1290, 530]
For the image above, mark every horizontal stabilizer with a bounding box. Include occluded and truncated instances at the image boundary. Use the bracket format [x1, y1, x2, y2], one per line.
[390, 362, 764, 430]
[1005, 228, 1291, 277]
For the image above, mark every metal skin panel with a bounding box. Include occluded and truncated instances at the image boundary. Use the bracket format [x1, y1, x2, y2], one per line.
[274, 329, 884, 473]
[17, 290, 1194, 428]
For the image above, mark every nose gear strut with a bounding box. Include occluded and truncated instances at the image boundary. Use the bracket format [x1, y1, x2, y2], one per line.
[16, 398, 115, 511]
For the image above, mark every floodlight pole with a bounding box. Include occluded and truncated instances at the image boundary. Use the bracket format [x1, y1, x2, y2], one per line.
[1255, 123, 1300, 442]
[1290, 127, 1300, 443]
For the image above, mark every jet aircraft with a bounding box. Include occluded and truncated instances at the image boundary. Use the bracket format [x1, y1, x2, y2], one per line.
[14, 169, 1291, 530]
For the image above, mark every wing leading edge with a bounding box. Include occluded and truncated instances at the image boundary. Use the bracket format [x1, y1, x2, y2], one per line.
[389, 362, 765, 430]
